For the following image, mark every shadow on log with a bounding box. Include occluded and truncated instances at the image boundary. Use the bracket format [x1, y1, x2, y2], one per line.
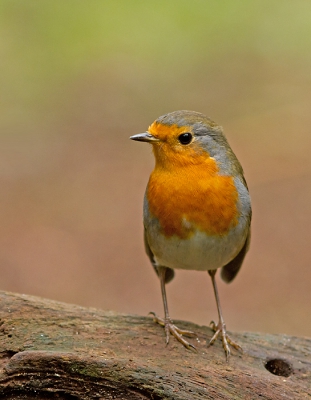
[0, 291, 310, 399]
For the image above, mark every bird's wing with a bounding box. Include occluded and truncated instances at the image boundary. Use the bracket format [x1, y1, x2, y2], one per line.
[144, 227, 175, 284]
[220, 229, 251, 283]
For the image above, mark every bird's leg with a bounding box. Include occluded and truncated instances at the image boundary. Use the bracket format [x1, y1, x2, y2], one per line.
[208, 269, 242, 361]
[150, 266, 196, 351]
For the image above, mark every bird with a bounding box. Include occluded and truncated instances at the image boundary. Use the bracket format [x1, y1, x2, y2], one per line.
[130, 110, 251, 360]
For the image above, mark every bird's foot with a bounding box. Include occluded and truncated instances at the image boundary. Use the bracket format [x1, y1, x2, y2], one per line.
[208, 320, 242, 361]
[149, 312, 197, 351]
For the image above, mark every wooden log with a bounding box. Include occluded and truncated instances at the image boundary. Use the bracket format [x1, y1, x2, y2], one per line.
[0, 290, 310, 399]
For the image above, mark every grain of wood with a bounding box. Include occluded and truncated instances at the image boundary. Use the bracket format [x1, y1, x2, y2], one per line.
[0, 291, 310, 399]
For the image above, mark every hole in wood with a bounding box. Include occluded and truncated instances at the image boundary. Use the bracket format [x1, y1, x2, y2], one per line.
[264, 358, 292, 377]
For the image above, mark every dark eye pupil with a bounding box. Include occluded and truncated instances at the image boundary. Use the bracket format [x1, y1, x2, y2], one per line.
[178, 133, 192, 145]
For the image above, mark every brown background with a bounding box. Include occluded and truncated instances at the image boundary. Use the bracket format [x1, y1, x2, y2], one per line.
[1, 1, 311, 338]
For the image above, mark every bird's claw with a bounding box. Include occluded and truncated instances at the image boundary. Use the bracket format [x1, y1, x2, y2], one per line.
[208, 320, 242, 361]
[149, 312, 197, 351]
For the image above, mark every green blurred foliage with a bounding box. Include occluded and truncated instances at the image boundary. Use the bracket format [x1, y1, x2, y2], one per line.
[1, 0, 311, 136]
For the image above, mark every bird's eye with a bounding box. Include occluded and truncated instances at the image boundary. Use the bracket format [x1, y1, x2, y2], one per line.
[178, 133, 193, 145]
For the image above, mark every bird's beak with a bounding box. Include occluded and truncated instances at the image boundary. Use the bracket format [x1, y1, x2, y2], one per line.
[130, 132, 160, 143]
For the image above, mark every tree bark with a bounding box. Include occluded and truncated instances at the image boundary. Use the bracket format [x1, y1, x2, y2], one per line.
[0, 291, 310, 399]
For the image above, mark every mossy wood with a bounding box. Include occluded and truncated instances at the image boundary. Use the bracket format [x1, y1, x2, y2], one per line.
[0, 291, 310, 399]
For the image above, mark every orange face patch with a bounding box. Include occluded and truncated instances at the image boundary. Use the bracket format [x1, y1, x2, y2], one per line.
[148, 122, 207, 169]
[148, 121, 191, 141]
[146, 122, 239, 238]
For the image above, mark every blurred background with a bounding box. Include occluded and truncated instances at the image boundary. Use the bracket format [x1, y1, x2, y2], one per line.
[1, 0, 311, 338]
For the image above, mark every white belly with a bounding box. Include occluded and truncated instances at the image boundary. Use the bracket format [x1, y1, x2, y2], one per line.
[144, 217, 249, 271]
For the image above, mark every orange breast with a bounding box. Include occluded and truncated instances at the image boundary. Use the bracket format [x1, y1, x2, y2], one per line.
[146, 157, 239, 239]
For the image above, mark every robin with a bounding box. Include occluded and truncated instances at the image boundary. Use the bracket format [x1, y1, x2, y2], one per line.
[130, 110, 251, 360]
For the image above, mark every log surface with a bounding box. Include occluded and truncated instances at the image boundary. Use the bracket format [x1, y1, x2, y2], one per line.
[0, 291, 310, 399]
